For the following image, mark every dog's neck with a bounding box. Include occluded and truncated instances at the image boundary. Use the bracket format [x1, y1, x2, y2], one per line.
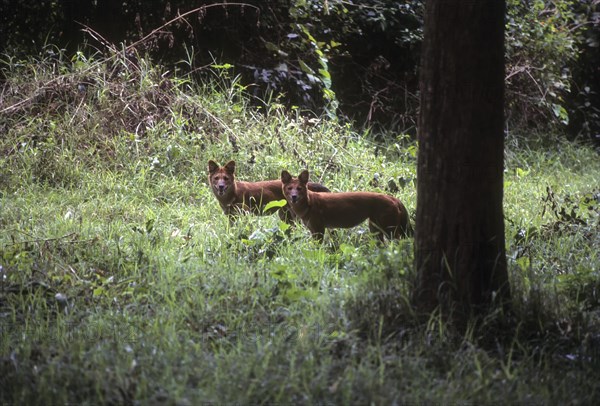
[290, 190, 311, 219]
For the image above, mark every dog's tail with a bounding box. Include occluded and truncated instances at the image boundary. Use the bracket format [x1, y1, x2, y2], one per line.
[398, 200, 414, 237]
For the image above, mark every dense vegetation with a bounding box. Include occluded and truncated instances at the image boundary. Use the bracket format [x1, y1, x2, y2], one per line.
[1, 0, 599, 139]
[1, 47, 599, 403]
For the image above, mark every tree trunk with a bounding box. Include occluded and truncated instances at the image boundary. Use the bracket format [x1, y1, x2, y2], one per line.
[414, 0, 510, 321]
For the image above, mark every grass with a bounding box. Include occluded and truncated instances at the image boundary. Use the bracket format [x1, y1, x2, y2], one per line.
[1, 47, 600, 404]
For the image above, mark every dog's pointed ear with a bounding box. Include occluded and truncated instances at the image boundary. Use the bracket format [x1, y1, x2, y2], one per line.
[208, 160, 219, 174]
[224, 160, 236, 174]
[299, 170, 309, 184]
[281, 170, 292, 184]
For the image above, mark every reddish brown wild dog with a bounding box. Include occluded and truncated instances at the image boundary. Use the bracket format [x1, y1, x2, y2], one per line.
[208, 160, 330, 222]
[281, 169, 412, 241]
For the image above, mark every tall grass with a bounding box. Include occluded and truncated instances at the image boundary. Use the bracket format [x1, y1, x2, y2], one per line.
[1, 48, 599, 404]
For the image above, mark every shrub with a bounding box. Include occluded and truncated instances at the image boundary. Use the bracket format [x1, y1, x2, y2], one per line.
[505, 0, 600, 142]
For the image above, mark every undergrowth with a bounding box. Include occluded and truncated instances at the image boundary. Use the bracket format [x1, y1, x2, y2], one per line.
[1, 48, 599, 404]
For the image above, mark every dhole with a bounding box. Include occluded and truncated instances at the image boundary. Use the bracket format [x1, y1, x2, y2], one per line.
[208, 160, 330, 222]
[281, 170, 412, 241]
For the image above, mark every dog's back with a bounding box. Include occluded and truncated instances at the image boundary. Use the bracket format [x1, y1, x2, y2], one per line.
[282, 169, 411, 240]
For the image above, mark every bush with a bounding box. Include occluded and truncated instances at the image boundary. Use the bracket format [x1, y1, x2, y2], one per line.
[505, 0, 600, 142]
[1, 0, 598, 139]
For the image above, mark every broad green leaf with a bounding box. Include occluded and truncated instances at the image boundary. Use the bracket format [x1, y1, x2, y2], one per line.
[263, 199, 287, 213]
[551, 103, 569, 125]
[278, 221, 291, 233]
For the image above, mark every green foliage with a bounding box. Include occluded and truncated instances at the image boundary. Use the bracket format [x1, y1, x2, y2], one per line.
[0, 0, 425, 132]
[285, 0, 424, 129]
[2, 0, 599, 139]
[1, 51, 600, 404]
[565, 0, 600, 142]
[505, 0, 597, 135]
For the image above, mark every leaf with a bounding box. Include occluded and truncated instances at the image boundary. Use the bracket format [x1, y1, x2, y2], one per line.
[264, 41, 280, 53]
[210, 63, 233, 70]
[300, 25, 317, 43]
[298, 59, 315, 75]
[407, 144, 418, 158]
[339, 243, 356, 256]
[263, 199, 287, 213]
[551, 103, 569, 125]
[318, 68, 331, 80]
[318, 69, 331, 88]
[515, 167, 530, 178]
[278, 221, 291, 233]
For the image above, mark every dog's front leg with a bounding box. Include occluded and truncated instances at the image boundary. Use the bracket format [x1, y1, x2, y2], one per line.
[308, 223, 326, 242]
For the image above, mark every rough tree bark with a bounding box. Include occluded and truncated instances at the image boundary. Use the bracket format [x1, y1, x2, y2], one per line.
[413, 0, 511, 321]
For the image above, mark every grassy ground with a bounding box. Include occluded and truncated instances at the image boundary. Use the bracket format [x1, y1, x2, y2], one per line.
[1, 49, 600, 404]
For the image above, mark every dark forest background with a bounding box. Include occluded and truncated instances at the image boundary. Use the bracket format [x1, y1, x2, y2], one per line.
[1, 0, 599, 141]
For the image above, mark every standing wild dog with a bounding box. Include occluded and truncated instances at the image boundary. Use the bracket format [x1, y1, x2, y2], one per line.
[281, 170, 412, 241]
[208, 160, 330, 222]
